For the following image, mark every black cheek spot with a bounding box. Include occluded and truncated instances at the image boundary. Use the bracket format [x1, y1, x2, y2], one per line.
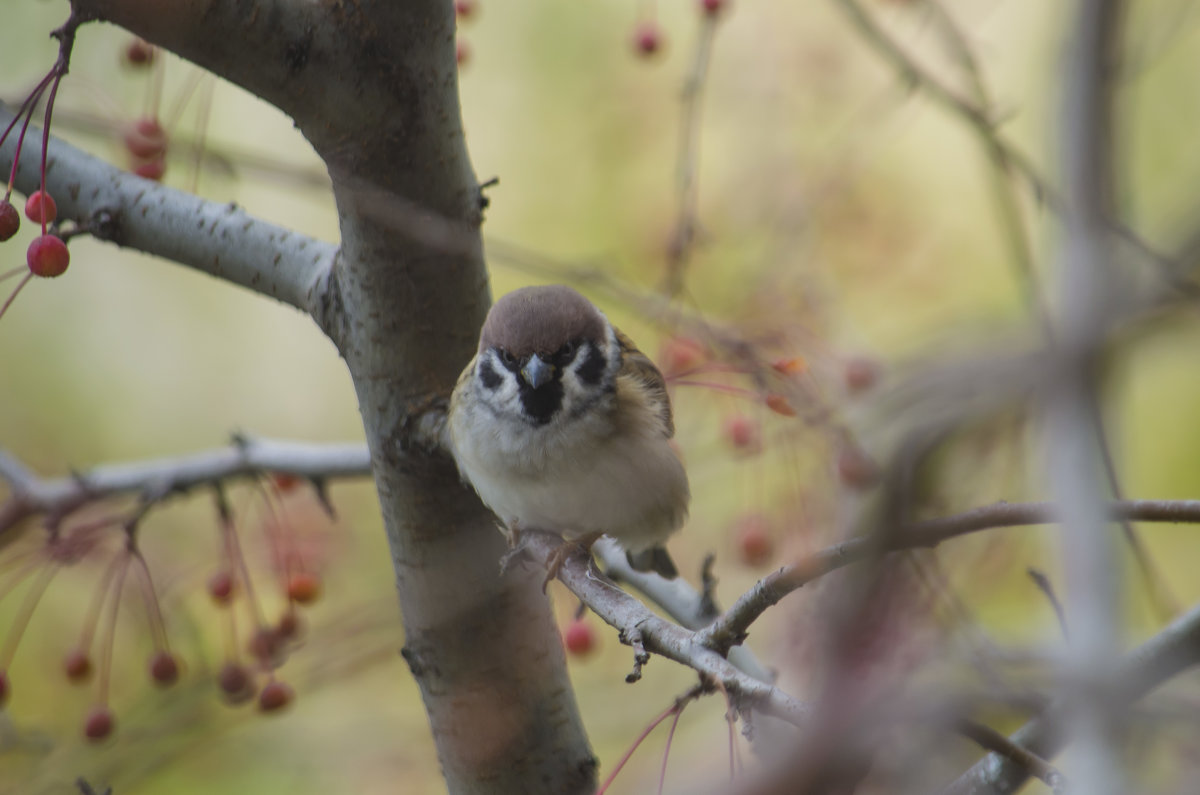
[575, 344, 606, 386]
[478, 359, 502, 390]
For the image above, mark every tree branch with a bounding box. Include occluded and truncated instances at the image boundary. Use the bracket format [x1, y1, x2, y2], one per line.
[526, 531, 811, 729]
[0, 106, 336, 314]
[701, 499, 1200, 655]
[942, 597, 1200, 795]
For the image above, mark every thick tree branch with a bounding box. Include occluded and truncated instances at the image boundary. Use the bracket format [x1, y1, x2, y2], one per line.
[0, 107, 335, 314]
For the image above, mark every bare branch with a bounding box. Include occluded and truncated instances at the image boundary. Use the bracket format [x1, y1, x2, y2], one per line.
[0, 107, 336, 314]
[942, 598, 1200, 795]
[0, 437, 370, 535]
[525, 532, 811, 729]
[702, 499, 1200, 654]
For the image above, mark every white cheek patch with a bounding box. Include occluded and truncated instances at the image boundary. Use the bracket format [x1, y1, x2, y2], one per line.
[475, 351, 525, 419]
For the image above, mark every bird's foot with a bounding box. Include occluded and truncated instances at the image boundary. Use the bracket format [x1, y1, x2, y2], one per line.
[541, 531, 603, 592]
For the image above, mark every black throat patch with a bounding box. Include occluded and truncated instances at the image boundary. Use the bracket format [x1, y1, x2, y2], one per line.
[519, 377, 565, 425]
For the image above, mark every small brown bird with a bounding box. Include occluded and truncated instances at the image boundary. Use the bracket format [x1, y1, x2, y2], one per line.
[448, 285, 689, 578]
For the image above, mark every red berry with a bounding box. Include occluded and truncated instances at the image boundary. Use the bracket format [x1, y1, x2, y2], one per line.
[217, 662, 254, 701]
[734, 513, 774, 568]
[258, 680, 294, 712]
[123, 117, 167, 159]
[659, 336, 706, 376]
[456, 39, 471, 67]
[123, 38, 155, 66]
[700, 0, 728, 16]
[149, 651, 180, 686]
[837, 444, 879, 489]
[64, 649, 93, 683]
[277, 609, 302, 639]
[24, 191, 57, 224]
[249, 626, 285, 666]
[0, 670, 9, 706]
[722, 413, 762, 454]
[133, 156, 167, 181]
[272, 472, 301, 492]
[286, 572, 321, 605]
[633, 22, 663, 57]
[208, 570, 235, 604]
[844, 357, 881, 394]
[454, 0, 477, 19]
[27, 235, 70, 278]
[84, 705, 116, 741]
[563, 618, 596, 657]
[0, 200, 19, 241]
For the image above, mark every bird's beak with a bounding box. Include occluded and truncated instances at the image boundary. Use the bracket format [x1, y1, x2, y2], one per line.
[521, 354, 553, 389]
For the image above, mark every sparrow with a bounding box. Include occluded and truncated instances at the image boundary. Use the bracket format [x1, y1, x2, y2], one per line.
[447, 285, 689, 579]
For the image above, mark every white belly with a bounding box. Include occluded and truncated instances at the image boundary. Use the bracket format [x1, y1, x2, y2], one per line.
[449, 407, 688, 551]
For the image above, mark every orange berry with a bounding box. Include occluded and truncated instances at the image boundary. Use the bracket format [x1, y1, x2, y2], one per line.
[771, 356, 806, 377]
[271, 472, 301, 492]
[765, 393, 796, 417]
[286, 572, 321, 605]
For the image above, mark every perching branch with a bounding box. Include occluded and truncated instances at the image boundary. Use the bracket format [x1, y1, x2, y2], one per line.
[526, 531, 811, 729]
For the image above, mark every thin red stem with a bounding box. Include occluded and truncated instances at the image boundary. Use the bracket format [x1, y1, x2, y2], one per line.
[37, 69, 65, 234]
[223, 509, 267, 628]
[129, 547, 170, 652]
[595, 699, 686, 795]
[0, 562, 59, 669]
[0, 271, 33, 323]
[76, 552, 125, 655]
[657, 700, 688, 795]
[97, 551, 131, 705]
[1, 73, 55, 200]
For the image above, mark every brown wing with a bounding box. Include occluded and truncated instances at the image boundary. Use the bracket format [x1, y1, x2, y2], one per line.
[614, 326, 675, 438]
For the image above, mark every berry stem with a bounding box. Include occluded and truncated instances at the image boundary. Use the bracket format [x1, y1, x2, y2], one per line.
[76, 550, 126, 658]
[36, 69, 66, 234]
[657, 703, 687, 795]
[0, 272, 34, 323]
[595, 693, 691, 795]
[0, 553, 42, 606]
[0, 562, 59, 670]
[97, 551, 132, 706]
[129, 546, 170, 652]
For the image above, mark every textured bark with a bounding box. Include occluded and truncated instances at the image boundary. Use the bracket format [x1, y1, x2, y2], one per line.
[62, 1, 597, 791]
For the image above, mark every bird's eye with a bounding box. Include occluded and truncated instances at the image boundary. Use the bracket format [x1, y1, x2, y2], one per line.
[497, 349, 516, 366]
[560, 340, 578, 359]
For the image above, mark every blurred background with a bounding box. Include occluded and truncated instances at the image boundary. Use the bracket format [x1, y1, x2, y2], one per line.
[3, 0, 1200, 792]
